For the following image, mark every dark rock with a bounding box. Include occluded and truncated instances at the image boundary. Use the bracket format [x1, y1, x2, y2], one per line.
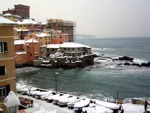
[131, 63, 141, 67]
[118, 56, 134, 62]
[141, 62, 150, 67]
[124, 62, 130, 66]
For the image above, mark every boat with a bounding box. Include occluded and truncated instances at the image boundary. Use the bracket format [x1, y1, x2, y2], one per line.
[34, 91, 53, 99]
[82, 103, 113, 113]
[53, 94, 70, 105]
[16, 84, 38, 95]
[41, 93, 54, 100]
[28, 90, 41, 97]
[74, 99, 90, 112]
[46, 93, 63, 103]
[58, 96, 78, 107]
[95, 100, 121, 110]
[67, 99, 81, 109]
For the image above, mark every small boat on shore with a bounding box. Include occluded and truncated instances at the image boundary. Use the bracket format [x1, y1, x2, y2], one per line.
[67, 99, 81, 109]
[28, 90, 41, 97]
[53, 94, 70, 105]
[82, 103, 113, 113]
[59, 96, 78, 107]
[47, 93, 63, 103]
[41, 93, 55, 100]
[95, 100, 121, 110]
[74, 99, 90, 112]
[34, 91, 53, 99]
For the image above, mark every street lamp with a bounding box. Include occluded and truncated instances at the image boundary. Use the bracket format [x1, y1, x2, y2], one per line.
[55, 72, 59, 93]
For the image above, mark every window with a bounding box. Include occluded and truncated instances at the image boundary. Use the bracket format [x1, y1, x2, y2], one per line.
[0, 42, 8, 53]
[0, 85, 10, 100]
[0, 66, 5, 75]
[52, 49, 54, 51]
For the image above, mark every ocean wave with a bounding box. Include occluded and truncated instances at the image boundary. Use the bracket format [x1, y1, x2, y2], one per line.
[92, 47, 116, 51]
[75, 35, 100, 39]
[133, 58, 148, 64]
[16, 67, 40, 73]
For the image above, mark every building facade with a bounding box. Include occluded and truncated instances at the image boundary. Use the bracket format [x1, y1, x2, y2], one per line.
[47, 19, 75, 42]
[45, 42, 95, 68]
[14, 40, 28, 67]
[2, 4, 30, 19]
[0, 16, 16, 102]
[25, 38, 41, 64]
[14, 38, 41, 66]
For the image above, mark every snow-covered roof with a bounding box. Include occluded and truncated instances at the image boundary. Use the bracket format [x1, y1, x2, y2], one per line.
[25, 38, 39, 43]
[60, 42, 90, 48]
[36, 33, 50, 37]
[14, 28, 29, 31]
[47, 44, 61, 48]
[4, 91, 20, 107]
[3, 13, 12, 16]
[14, 40, 25, 45]
[17, 19, 38, 25]
[0, 16, 17, 25]
[3, 13, 21, 18]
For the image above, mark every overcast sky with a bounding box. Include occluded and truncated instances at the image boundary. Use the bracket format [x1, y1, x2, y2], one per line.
[0, 0, 150, 37]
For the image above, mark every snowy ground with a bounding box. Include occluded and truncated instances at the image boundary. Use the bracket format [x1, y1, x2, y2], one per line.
[18, 94, 73, 113]
[17, 94, 145, 113]
[122, 103, 144, 113]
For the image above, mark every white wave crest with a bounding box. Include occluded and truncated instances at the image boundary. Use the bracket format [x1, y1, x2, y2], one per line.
[92, 47, 116, 51]
[133, 58, 148, 64]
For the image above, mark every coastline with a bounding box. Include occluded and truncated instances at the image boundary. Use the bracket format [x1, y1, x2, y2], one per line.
[16, 84, 145, 113]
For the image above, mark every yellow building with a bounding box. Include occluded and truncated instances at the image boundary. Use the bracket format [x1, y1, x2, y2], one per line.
[0, 16, 17, 102]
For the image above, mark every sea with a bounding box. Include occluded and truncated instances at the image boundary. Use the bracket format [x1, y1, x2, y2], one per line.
[16, 36, 150, 101]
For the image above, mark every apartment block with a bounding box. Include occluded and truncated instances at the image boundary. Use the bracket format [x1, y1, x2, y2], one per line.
[47, 19, 75, 42]
[0, 16, 17, 101]
[2, 4, 30, 19]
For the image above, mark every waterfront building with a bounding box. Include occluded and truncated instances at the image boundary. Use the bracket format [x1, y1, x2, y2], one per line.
[45, 42, 95, 68]
[60, 42, 92, 57]
[2, 4, 30, 19]
[0, 16, 17, 102]
[46, 44, 61, 56]
[14, 38, 41, 67]
[47, 19, 75, 42]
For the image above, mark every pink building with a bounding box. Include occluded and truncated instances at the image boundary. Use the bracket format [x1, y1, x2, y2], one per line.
[14, 38, 41, 66]
[25, 38, 41, 64]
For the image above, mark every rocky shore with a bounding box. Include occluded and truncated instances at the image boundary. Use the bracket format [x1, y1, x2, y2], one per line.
[94, 55, 150, 68]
